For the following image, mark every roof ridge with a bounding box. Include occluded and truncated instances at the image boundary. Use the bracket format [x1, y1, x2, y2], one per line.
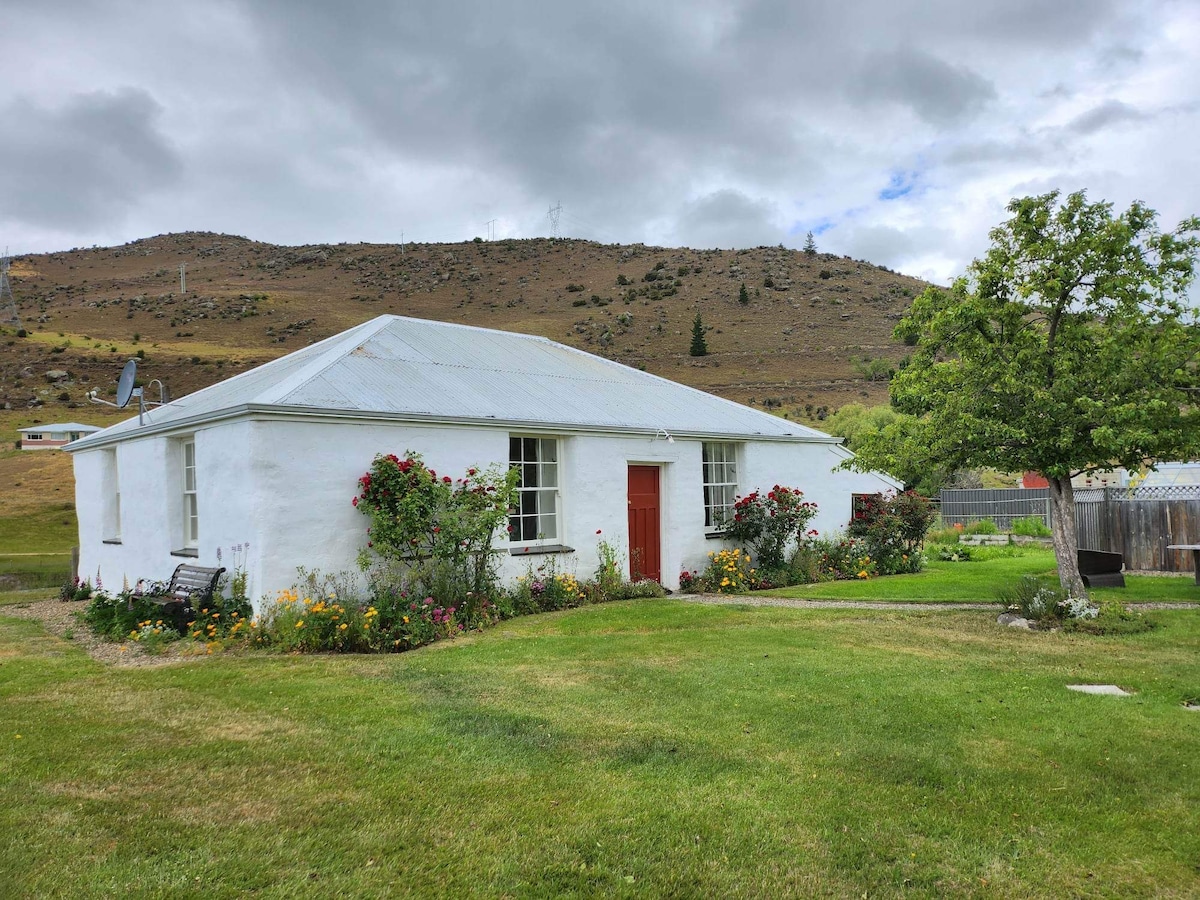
[256, 316, 395, 405]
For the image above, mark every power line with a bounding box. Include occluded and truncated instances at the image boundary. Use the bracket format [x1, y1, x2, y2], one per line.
[547, 202, 563, 239]
[0, 251, 20, 328]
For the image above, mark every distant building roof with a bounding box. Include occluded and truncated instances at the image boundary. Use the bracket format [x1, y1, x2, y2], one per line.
[68, 315, 842, 451]
[19, 423, 102, 434]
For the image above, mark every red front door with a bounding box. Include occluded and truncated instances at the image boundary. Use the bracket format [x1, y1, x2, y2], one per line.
[627, 466, 661, 582]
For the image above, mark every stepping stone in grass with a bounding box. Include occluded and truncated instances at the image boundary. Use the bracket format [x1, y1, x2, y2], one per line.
[1066, 684, 1134, 696]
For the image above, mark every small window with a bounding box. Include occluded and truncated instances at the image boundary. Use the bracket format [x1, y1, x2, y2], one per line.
[509, 436, 559, 542]
[103, 449, 121, 540]
[851, 493, 878, 523]
[26, 433, 43, 441]
[703, 442, 738, 530]
[182, 439, 198, 547]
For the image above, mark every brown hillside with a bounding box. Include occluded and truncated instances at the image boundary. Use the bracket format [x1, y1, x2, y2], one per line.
[1, 233, 930, 426]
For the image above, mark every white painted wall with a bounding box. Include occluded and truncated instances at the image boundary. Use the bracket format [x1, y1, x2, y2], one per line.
[75, 415, 897, 605]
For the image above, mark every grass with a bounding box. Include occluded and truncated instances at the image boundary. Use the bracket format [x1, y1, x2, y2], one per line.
[0, 554, 71, 591]
[1, 597, 1199, 897]
[764, 546, 1200, 604]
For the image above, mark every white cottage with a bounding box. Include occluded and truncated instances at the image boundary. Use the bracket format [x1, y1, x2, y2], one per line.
[67, 315, 898, 601]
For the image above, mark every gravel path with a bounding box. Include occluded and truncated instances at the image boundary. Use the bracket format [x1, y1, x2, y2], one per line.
[2, 598, 193, 668]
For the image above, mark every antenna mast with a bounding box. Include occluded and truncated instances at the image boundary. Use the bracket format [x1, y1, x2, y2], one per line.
[547, 203, 562, 239]
[0, 252, 20, 328]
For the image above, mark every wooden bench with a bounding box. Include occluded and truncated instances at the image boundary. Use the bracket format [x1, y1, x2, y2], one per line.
[1077, 549, 1125, 589]
[145, 564, 225, 628]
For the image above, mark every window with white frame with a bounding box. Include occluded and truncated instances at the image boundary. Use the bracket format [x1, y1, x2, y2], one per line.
[102, 448, 121, 540]
[702, 442, 738, 530]
[181, 439, 199, 548]
[25, 433, 43, 441]
[509, 436, 559, 542]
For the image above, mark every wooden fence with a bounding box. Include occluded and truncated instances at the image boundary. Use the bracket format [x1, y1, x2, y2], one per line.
[1074, 488, 1200, 573]
[938, 486, 1200, 573]
[937, 488, 1049, 530]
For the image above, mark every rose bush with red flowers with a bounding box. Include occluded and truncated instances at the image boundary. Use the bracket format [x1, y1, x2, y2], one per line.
[846, 490, 936, 575]
[354, 451, 519, 602]
[719, 485, 818, 573]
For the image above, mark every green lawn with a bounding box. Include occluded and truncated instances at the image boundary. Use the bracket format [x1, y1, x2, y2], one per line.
[763, 546, 1200, 604]
[0, 504, 78, 555]
[0, 553, 71, 591]
[2, 597, 1199, 897]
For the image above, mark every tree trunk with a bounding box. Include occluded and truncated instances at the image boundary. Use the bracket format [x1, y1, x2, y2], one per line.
[1047, 475, 1087, 598]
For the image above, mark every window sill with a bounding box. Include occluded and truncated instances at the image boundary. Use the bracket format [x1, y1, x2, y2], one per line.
[704, 531, 729, 540]
[170, 547, 199, 558]
[102, 538, 123, 545]
[508, 544, 575, 556]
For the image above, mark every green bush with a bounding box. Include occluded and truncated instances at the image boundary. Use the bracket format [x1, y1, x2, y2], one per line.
[1064, 597, 1157, 635]
[809, 535, 875, 581]
[848, 491, 936, 575]
[937, 546, 973, 562]
[1012, 516, 1051, 537]
[926, 525, 962, 545]
[965, 518, 999, 535]
[82, 589, 161, 640]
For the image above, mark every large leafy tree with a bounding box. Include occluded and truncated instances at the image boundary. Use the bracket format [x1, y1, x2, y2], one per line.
[851, 191, 1200, 595]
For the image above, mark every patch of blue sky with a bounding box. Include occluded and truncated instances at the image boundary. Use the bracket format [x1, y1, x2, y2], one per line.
[879, 170, 919, 201]
[788, 217, 835, 237]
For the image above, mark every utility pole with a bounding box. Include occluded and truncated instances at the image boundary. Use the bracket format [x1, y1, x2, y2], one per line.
[400, 230, 405, 256]
[179, 263, 186, 294]
[0, 252, 21, 328]
[547, 203, 562, 239]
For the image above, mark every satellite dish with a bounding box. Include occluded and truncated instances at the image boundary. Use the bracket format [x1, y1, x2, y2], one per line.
[116, 359, 137, 409]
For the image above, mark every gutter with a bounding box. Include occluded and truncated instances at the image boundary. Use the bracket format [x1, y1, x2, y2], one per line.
[66, 402, 845, 452]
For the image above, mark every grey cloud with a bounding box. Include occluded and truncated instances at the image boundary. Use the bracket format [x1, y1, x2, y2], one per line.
[854, 48, 996, 124]
[0, 0, 1192, 284]
[941, 136, 1055, 168]
[0, 88, 181, 230]
[1067, 100, 1148, 135]
[673, 190, 782, 249]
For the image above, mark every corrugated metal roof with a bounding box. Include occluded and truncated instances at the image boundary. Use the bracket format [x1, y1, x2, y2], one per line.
[69, 316, 838, 448]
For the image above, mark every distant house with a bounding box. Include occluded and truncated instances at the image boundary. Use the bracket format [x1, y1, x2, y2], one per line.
[18, 423, 101, 450]
[1021, 469, 1130, 490]
[67, 315, 899, 602]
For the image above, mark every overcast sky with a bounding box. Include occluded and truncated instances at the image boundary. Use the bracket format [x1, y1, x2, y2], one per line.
[2, 0, 1198, 283]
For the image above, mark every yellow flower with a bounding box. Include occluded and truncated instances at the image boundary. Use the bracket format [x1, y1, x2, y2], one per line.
[339, 623, 348, 631]
[296, 620, 305, 629]
[212, 613, 220, 619]
[403, 616, 410, 624]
